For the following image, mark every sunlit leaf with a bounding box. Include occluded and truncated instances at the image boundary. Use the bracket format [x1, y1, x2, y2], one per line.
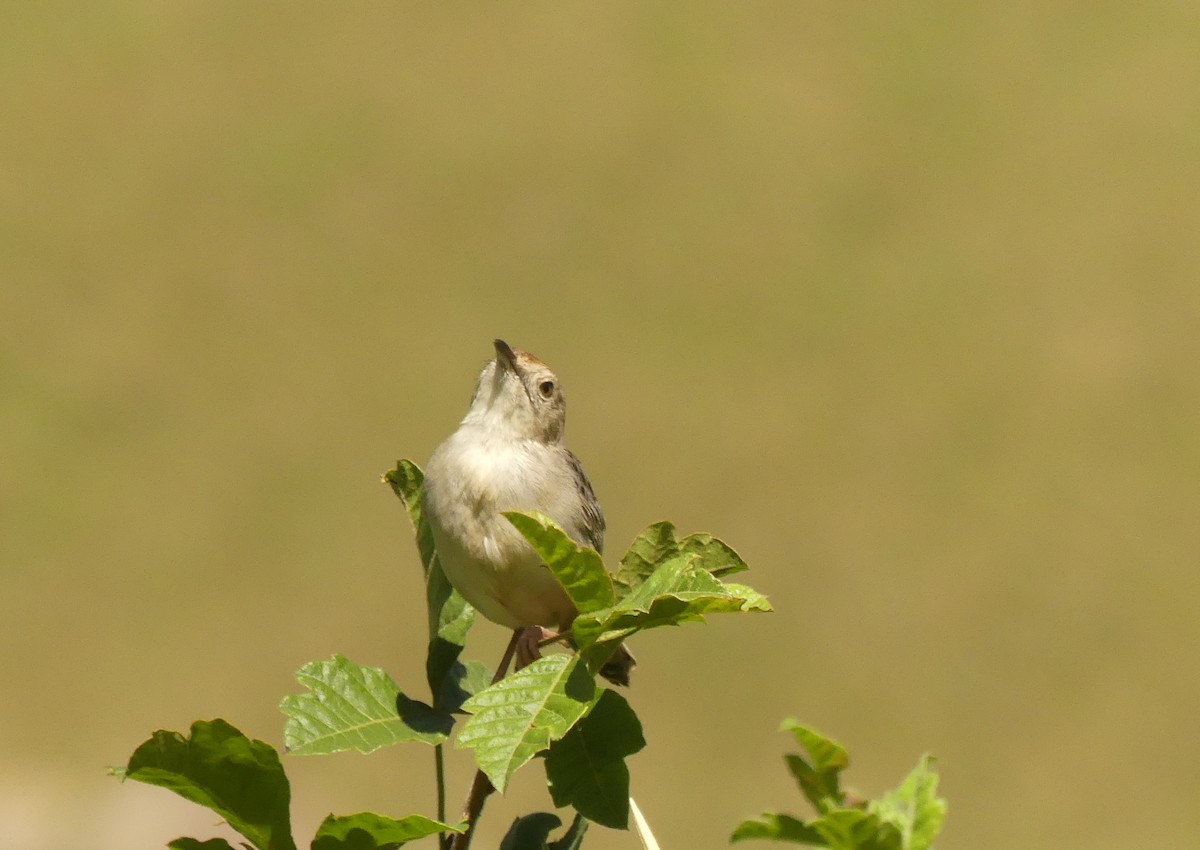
[382, 460, 435, 570]
[121, 719, 295, 850]
[730, 813, 825, 845]
[572, 555, 771, 650]
[383, 460, 476, 705]
[311, 812, 463, 850]
[280, 655, 449, 755]
[457, 654, 597, 792]
[732, 721, 946, 850]
[781, 720, 849, 811]
[868, 756, 946, 850]
[810, 809, 902, 850]
[616, 521, 749, 592]
[503, 511, 615, 614]
[436, 658, 492, 716]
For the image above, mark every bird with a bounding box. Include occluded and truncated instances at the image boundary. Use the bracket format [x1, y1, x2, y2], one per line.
[421, 339, 634, 685]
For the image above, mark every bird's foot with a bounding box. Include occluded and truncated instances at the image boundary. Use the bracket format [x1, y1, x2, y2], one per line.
[514, 626, 566, 669]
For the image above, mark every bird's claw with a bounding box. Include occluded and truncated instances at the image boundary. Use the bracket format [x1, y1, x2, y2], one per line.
[514, 626, 565, 669]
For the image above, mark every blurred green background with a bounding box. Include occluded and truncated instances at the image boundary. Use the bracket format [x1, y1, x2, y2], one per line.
[3, 3, 1198, 848]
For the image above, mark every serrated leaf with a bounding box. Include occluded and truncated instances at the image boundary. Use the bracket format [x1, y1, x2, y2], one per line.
[730, 813, 825, 845]
[616, 521, 749, 592]
[311, 812, 464, 850]
[781, 720, 849, 811]
[546, 689, 645, 830]
[382, 460, 434, 567]
[781, 721, 849, 773]
[810, 809, 902, 850]
[784, 755, 837, 815]
[503, 511, 615, 614]
[868, 756, 946, 850]
[435, 658, 492, 716]
[457, 654, 597, 792]
[383, 460, 476, 705]
[168, 839, 240, 850]
[572, 555, 771, 650]
[423, 560, 476, 709]
[280, 655, 449, 755]
[122, 719, 295, 850]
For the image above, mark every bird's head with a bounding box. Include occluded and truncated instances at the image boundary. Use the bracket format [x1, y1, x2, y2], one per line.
[463, 339, 566, 443]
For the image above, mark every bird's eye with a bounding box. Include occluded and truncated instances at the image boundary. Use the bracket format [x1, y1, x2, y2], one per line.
[538, 380, 555, 398]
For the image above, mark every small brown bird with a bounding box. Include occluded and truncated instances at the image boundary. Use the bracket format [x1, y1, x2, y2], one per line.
[421, 340, 634, 685]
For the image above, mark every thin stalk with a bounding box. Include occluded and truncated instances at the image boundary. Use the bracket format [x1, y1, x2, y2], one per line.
[536, 628, 570, 649]
[449, 769, 495, 850]
[435, 744, 448, 850]
[447, 629, 522, 850]
[630, 797, 661, 850]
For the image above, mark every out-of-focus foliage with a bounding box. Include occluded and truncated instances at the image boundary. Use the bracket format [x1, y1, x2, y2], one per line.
[733, 723, 946, 850]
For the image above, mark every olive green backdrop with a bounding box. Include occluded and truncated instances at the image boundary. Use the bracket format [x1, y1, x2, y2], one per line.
[3, 3, 1198, 849]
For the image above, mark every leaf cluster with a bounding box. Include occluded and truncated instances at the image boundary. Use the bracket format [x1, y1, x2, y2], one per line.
[112, 718, 461, 850]
[113, 459, 771, 849]
[731, 721, 947, 850]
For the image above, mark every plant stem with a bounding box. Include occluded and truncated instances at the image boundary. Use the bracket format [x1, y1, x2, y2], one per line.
[491, 629, 520, 685]
[435, 744, 448, 850]
[448, 629, 522, 850]
[449, 769, 495, 850]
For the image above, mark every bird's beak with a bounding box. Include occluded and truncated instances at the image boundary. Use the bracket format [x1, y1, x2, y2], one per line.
[493, 339, 519, 374]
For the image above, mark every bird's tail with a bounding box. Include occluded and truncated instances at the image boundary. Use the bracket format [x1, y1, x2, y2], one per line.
[598, 642, 637, 687]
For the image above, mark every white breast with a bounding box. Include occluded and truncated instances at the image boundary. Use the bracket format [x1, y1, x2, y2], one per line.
[422, 431, 576, 630]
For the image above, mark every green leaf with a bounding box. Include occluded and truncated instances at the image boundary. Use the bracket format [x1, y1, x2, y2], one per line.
[545, 689, 645, 830]
[435, 658, 492, 716]
[499, 813, 588, 850]
[383, 460, 476, 706]
[810, 809, 902, 850]
[280, 655, 450, 755]
[731, 807, 904, 849]
[572, 555, 771, 650]
[868, 756, 946, 850]
[424, 562, 476, 709]
[382, 460, 435, 568]
[616, 521, 749, 591]
[500, 813, 563, 850]
[734, 722, 945, 850]
[548, 814, 588, 850]
[782, 721, 849, 774]
[122, 719, 295, 850]
[168, 839, 239, 850]
[311, 813, 464, 850]
[457, 654, 597, 792]
[781, 720, 849, 811]
[730, 813, 825, 845]
[503, 511, 615, 614]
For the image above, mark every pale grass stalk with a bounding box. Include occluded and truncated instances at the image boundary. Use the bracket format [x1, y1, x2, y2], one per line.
[630, 797, 661, 850]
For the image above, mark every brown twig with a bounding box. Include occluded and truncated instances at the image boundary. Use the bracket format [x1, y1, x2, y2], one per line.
[447, 629, 522, 850]
[491, 629, 521, 685]
[536, 628, 570, 649]
[449, 769, 496, 850]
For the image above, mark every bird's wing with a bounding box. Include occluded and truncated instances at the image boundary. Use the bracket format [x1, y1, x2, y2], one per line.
[565, 449, 606, 554]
